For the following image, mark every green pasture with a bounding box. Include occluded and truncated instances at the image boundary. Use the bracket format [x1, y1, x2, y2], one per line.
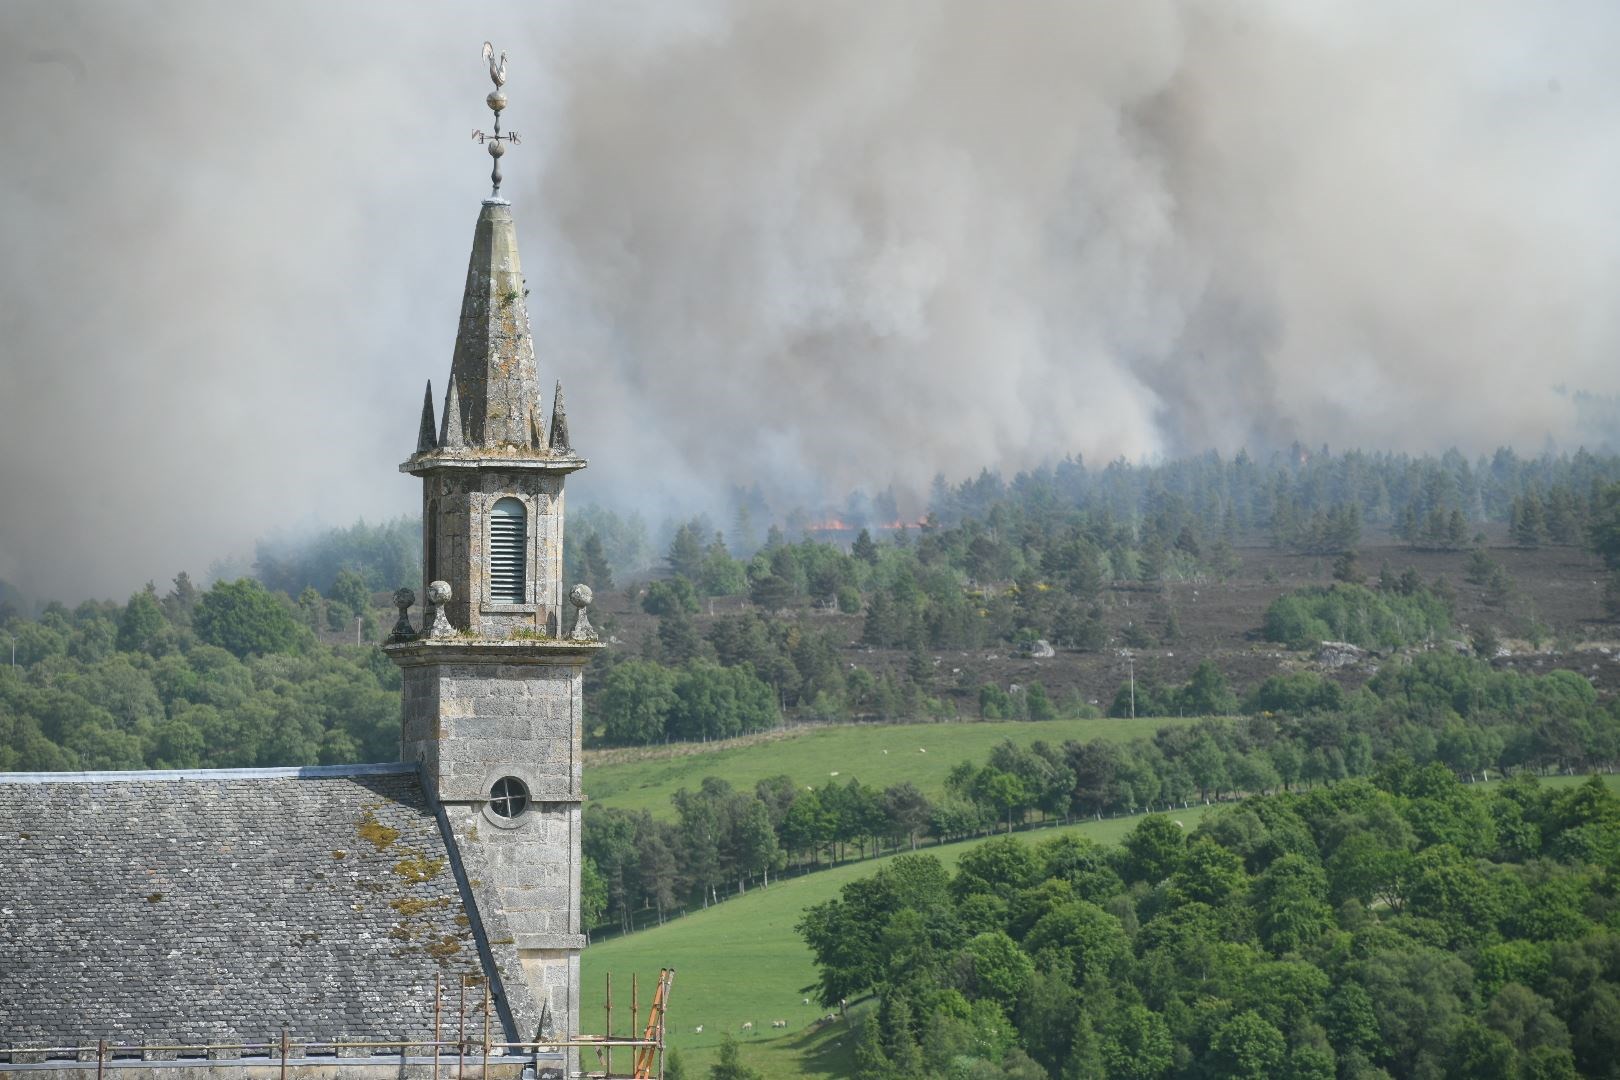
[583, 716, 1201, 818]
[579, 804, 1214, 1080]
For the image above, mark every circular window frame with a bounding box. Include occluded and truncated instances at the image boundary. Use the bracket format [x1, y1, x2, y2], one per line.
[484, 775, 531, 827]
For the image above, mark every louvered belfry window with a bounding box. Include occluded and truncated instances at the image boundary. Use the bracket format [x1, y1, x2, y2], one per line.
[489, 497, 527, 604]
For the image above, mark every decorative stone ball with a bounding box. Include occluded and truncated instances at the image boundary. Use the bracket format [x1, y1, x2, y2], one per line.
[569, 584, 593, 610]
[488, 139, 506, 158]
[428, 580, 453, 606]
[392, 587, 416, 610]
[487, 90, 508, 112]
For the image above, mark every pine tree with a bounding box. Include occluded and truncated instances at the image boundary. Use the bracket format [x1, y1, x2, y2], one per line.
[852, 528, 879, 565]
[1447, 508, 1469, 549]
[708, 1034, 764, 1080]
[883, 999, 924, 1080]
[665, 522, 705, 580]
[852, 1014, 891, 1080]
[580, 533, 614, 590]
[1512, 494, 1546, 548]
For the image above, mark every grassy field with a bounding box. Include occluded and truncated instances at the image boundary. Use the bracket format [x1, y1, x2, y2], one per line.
[579, 804, 1215, 1080]
[583, 716, 1201, 818]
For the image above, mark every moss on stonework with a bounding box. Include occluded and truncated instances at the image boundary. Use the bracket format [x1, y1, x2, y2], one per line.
[390, 896, 452, 917]
[425, 935, 463, 960]
[332, 849, 348, 860]
[356, 810, 401, 852]
[394, 853, 447, 884]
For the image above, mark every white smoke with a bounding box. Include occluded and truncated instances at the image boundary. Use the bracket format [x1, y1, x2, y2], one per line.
[1, 1, 1618, 600]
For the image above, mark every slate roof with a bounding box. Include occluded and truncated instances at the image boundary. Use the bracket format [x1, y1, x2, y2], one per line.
[0, 764, 499, 1051]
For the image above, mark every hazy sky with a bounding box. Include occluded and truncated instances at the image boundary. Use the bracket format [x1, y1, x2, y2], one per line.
[3, 1, 1620, 601]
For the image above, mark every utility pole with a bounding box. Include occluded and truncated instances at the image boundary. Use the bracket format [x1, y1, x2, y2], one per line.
[1127, 652, 1135, 719]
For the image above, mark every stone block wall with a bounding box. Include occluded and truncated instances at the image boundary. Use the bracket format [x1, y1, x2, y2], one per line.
[398, 653, 582, 803]
[387, 640, 597, 1050]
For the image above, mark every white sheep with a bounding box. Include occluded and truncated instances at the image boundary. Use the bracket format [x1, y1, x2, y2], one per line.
[802, 997, 811, 1005]
[772, 1020, 787, 1028]
[740, 1021, 754, 1032]
[694, 1025, 703, 1034]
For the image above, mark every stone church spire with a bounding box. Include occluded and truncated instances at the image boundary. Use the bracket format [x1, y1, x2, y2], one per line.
[445, 200, 546, 450]
[387, 44, 598, 1059]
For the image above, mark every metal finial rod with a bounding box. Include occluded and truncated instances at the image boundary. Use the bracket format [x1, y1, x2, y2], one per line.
[472, 41, 519, 197]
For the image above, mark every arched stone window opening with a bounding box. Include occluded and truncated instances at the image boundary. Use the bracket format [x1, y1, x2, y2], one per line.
[490, 497, 526, 604]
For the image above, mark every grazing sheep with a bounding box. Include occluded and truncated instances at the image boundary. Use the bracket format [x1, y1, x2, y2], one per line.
[772, 1020, 787, 1028]
[693, 1025, 703, 1034]
[1174, 820, 1184, 828]
[802, 997, 811, 1005]
[740, 1021, 753, 1032]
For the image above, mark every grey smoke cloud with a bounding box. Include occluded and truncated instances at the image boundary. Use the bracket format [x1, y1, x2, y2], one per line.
[1, 1, 1618, 601]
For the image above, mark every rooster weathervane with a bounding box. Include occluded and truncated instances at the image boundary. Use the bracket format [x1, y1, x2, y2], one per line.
[472, 41, 519, 198]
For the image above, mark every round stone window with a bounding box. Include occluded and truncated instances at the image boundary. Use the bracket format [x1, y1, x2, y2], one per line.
[489, 776, 530, 819]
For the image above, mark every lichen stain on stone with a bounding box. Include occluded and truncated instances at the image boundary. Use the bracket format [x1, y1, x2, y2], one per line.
[356, 809, 401, 852]
[425, 935, 463, 960]
[393, 853, 447, 884]
[390, 896, 452, 917]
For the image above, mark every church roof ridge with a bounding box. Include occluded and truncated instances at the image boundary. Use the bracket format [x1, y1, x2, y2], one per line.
[0, 761, 417, 785]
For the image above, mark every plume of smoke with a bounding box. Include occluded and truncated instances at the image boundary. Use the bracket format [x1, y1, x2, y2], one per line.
[1, 0, 1618, 601]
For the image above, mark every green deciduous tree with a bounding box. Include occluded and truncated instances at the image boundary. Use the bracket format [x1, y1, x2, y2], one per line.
[193, 579, 302, 657]
[1207, 1010, 1287, 1080]
[116, 586, 169, 654]
[597, 659, 679, 745]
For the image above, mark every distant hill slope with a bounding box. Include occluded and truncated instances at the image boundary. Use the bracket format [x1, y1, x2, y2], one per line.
[583, 715, 1204, 818]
